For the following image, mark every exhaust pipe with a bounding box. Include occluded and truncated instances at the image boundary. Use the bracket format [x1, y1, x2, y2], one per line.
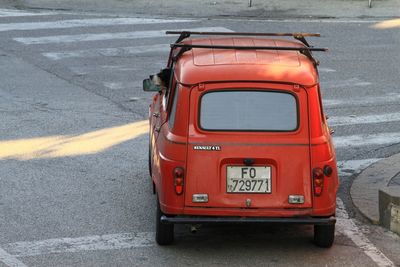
[190, 224, 201, 234]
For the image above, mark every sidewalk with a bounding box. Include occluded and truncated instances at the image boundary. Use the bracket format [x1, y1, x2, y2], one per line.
[6, 0, 400, 19]
[351, 153, 400, 234]
[389, 172, 400, 186]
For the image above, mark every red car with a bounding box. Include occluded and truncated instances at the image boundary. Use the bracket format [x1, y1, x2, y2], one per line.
[143, 31, 339, 247]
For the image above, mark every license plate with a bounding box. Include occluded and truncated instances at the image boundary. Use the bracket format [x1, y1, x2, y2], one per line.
[227, 166, 271, 193]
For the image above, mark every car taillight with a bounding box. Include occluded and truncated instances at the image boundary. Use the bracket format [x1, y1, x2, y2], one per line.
[173, 167, 184, 195]
[313, 167, 324, 196]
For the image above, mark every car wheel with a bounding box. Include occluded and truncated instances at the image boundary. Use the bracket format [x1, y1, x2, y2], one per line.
[314, 224, 335, 248]
[156, 199, 174, 245]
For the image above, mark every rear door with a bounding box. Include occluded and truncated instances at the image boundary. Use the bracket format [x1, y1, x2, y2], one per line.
[184, 84, 312, 209]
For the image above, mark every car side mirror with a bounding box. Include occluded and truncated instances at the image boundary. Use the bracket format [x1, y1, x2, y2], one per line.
[143, 78, 161, 92]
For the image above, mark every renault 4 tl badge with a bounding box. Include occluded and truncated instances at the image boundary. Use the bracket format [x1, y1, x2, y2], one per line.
[193, 145, 221, 151]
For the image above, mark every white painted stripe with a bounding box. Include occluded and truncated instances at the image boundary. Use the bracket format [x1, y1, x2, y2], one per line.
[0, 18, 195, 32]
[0, 206, 393, 267]
[333, 132, 400, 148]
[43, 43, 170, 60]
[0, 9, 55, 17]
[324, 93, 400, 108]
[14, 27, 233, 44]
[336, 158, 381, 177]
[336, 198, 395, 267]
[68, 63, 165, 75]
[221, 18, 383, 24]
[329, 112, 400, 126]
[318, 67, 336, 73]
[321, 78, 371, 89]
[103, 81, 140, 90]
[0, 247, 28, 267]
[3, 232, 154, 257]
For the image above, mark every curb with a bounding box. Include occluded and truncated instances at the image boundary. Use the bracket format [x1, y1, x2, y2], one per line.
[350, 153, 400, 232]
[379, 186, 400, 234]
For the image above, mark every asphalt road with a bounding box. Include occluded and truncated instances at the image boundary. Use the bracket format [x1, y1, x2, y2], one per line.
[0, 8, 399, 267]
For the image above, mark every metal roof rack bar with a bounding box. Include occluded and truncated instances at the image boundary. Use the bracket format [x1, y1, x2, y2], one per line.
[170, 43, 328, 66]
[166, 31, 321, 37]
[170, 43, 328, 52]
[167, 31, 321, 48]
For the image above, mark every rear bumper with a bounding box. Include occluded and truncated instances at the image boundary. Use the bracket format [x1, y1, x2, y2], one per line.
[161, 215, 336, 225]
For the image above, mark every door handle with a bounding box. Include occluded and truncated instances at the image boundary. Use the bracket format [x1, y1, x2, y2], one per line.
[153, 112, 160, 118]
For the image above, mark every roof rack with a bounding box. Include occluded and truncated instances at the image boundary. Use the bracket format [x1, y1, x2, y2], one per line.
[170, 44, 327, 66]
[165, 31, 321, 46]
[171, 43, 327, 52]
[166, 31, 327, 66]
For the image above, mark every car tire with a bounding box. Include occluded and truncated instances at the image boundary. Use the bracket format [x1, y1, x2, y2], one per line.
[314, 224, 335, 248]
[148, 141, 152, 177]
[156, 199, 174, 245]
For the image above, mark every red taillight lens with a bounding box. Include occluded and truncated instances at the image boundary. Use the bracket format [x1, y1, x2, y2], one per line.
[313, 168, 324, 196]
[173, 167, 184, 195]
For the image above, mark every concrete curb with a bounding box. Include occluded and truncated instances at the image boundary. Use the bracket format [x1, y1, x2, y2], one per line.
[350, 153, 400, 233]
[379, 186, 400, 234]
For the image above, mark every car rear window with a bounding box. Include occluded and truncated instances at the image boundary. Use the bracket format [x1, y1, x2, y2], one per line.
[200, 90, 298, 131]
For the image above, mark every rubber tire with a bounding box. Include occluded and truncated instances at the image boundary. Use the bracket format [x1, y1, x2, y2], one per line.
[314, 224, 335, 248]
[148, 141, 152, 177]
[155, 200, 174, 245]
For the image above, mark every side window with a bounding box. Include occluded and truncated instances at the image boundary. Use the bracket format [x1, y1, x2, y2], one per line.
[317, 86, 326, 123]
[168, 85, 179, 129]
[162, 67, 173, 110]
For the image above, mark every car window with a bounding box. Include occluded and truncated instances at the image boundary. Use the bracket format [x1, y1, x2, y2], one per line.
[168, 85, 179, 129]
[163, 68, 174, 109]
[200, 90, 298, 131]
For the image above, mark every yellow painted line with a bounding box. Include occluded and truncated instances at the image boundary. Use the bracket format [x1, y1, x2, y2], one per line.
[372, 18, 400, 29]
[0, 120, 148, 160]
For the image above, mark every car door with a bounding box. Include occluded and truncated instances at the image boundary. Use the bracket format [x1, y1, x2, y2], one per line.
[184, 83, 312, 210]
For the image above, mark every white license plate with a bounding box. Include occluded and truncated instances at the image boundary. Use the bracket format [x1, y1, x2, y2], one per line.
[227, 166, 271, 193]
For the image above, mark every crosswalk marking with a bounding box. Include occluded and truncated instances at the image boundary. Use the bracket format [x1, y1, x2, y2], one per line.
[321, 78, 371, 89]
[2, 232, 154, 257]
[0, 18, 196, 32]
[333, 132, 400, 148]
[0, 248, 27, 267]
[323, 93, 400, 108]
[13, 27, 233, 45]
[43, 43, 170, 60]
[318, 67, 336, 73]
[0, 8, 55, 17]
[68, 63, 165, 75]
[329, 112, 400, 126]
[103, 82, 140, 90]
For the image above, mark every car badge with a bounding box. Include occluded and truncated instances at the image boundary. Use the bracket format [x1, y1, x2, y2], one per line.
[193, 145, 221, 151]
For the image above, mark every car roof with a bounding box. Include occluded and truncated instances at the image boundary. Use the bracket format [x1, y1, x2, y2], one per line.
[174, 37, 319, 87]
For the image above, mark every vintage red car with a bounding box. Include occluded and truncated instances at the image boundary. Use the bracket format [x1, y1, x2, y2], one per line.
[143, 31, 339, 248]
